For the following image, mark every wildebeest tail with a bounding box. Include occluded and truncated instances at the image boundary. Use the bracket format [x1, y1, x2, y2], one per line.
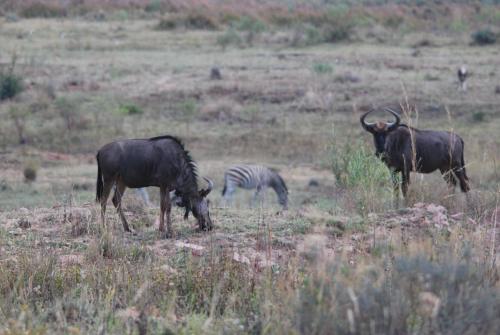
[96, 153, 103, 202]
[460, 139, 469, 181]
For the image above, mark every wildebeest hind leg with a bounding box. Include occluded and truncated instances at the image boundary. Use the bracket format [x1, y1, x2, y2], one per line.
[454, 167, 470, 193]
[100, 180, 114, 228]
[113, 180, 131, 232]
[160, 187, 172, 238]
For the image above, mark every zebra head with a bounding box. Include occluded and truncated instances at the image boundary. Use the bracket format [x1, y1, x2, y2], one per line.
[270, 171, 288, 210]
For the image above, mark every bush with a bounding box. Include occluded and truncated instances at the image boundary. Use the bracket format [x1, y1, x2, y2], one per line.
[0, 73, 23, 101]
[234, 16, 267, 33]
[118, 103, 143, 115]
[472, 111, 486, 122]
[157, 12, 219, 31]
[20, 2, 67, 18]
[472, 29, 497, 45]
[23, 163, 37, 183]
[216, 28, 243, 49]
[312, 63, 333, 75]
[331, 143, 393, 213]
[296, 251, 500, 335]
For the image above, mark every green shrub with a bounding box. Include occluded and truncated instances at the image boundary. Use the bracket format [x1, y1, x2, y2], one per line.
[178, 99, 199, 133]
[23, 164, 37, 183]
[472, 111, 486, 122]
[118, 103, 143, 115]
[217, 28, 243, 49]
[234, 16, 267, 33]
[331, 143, 393, 214]
[145, 0, 163, 13]
[157, 12, 219, 31]
[472, 29, 497, 45]
[312, 63, 333, 75]
[0, 73, 23, 101]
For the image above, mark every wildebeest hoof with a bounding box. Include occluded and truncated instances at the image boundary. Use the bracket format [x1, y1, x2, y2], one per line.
[163, 231, 173, 239]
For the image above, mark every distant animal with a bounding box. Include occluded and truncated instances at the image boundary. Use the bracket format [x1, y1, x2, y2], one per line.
[222, 164, 288, 209]
[458, 65, 468, 91]
[210, 67, 222, 80]
[96, 135, 213, 237]
[360, 108, 470, 197]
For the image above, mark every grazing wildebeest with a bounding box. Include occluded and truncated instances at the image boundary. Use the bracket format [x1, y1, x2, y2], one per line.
[360, 108, 470, 197]
[96, 135, 213, 237]
[458, 65, 468, 92]
[222, 164, 288, 209]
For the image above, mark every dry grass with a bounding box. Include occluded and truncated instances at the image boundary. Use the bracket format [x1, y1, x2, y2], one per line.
[0, 3, 499, 333]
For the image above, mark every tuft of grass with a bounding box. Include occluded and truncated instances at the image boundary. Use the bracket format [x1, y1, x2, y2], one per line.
[157, 12, 220, 31]
[312, 63, 333, 75]
[217, 28, 243, 49]
[331, 142, 393, 214]
[472, 29, 497, 45]
[118, 103, 143, 115]
[472, 111, 486, 122]
[23, 165, 37, 183]
[20, 2, 67, 18]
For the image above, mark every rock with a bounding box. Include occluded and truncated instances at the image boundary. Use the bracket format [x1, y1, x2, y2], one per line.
[18, 218, 31, 229]
[233, 252, 250, 265]
[418, 292, 441, 318]
[308, 179, 320, 188]
[210, 67, 222, 80]
[175, 241, 205, 256]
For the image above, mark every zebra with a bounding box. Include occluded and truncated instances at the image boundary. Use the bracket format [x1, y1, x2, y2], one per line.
[222, 164, 288, 209]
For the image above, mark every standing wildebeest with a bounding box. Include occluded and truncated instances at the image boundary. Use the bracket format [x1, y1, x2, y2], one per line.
[360, 109, 470, 197]
[96, 135, 213, 237]
[222, 164, 288, 209]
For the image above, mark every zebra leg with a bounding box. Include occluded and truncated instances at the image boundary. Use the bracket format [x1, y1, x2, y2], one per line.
[135, 188, 151, 207]
[222, 182, 236, 207]
[251, 186, 263, 208]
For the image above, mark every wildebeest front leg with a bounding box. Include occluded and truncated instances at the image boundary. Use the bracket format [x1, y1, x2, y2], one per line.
[391, 171, 401, 206]
[401, 169, 410, 198]
[160, 187, 173, 238]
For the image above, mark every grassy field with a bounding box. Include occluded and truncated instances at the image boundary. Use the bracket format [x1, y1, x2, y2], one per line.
[0, 2, 499, 334]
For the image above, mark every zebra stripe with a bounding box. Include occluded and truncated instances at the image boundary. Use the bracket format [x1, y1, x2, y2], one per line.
[222, 164, 288, 209]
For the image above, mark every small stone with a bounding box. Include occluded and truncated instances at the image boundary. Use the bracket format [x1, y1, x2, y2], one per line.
[18, 218, 31, 229]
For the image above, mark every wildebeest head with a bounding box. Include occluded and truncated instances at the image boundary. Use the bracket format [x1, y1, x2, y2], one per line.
[177, 177, 214, 230]
[360, 108, 401, 159]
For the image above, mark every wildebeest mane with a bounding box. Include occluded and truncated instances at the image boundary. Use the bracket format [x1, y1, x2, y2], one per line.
[148, 135, 199, 180]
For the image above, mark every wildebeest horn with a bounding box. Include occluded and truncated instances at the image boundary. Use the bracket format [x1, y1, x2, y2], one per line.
[200, 177, 213, 197]
[384, 108, 401, 130]
[360, 109, 376, 133]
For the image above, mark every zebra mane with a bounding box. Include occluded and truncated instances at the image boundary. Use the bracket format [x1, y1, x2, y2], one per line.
[271, 170, 288, 193]
[149, 135, 199, 185]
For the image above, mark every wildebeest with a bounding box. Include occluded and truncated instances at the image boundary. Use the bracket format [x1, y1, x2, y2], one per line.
[360, 108, 470, 197]
[222, 164, 288, 209]
[96, 135, 213, 237]
[458, 65, 468, 91]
